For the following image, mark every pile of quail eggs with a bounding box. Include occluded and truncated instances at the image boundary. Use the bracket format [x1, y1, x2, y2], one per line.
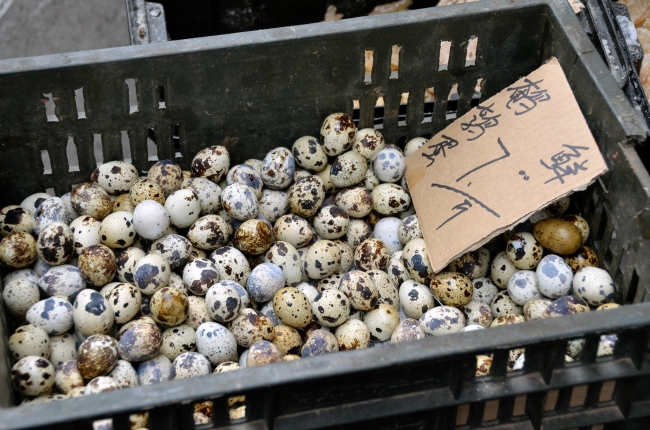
[0, 112, 618, 427]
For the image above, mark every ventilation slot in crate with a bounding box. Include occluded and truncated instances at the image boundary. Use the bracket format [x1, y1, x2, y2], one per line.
[126, 78, 139, 114]
[74, 88, 87, 120]
[41, 150, 52, 175]
[352, 100, 360, 128]
[173, 124, 182, 158]
[42, 93, 58, 122]
[364, 50, 373, 84]
[398, 93, 408, 126]
[471, 78, 484, 107]
[390, 45, 401, 79]
[158, 85, 166, 109]
[147, 128, 159, 162]
[446, 84, 459, 120]
[374, 96, 385, 129]
[121, 131, 132, 163]
[93, 134, 104, 167]
[422, 88, 434, 123]
[439, 41, 451, 71]
[466, 36, 478, 67]
[66, 137, 80, 172]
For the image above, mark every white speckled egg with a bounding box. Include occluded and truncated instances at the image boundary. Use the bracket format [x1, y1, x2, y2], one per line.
[210, 246, 251, 286]
[182, 258, 219, 296]
[372, 184, 410, 215]
[26, 297, 74, 335]
[36, 222, 74, 266]
[205, 280, 242, 323]
[20, 193, 52, 213]
[70, 183, 113, 221]
[49, 333, 76, 368]
[108, 283, 142, 324]
[313, 205, 349, 240]
[228, 308, 275, 347]
[292, 136, 328, 173]
[296, 282, 319, 303]
[460, 300, 493, 327]
[373, 217, 403, 255]
[38, 264, 86, 298]
[73, 289, 114, 335]
[397, 215, 421, 245]
[339, 270, 378, 311]
[360, 161, 380, 191]
[170, 351, 212, 379]
[263, 241, 302, 287]
[221, 183, 258, 221]
[523, 298, 552, 320]
[181, 177, 222, 216]
[258, 189, 289, 223]
[366, 269, 399, 307]
[246, 262, 285, 302]
[335, 319, 370, 350]
[3, 277, 41, 317]
[311, 288, 349, 327]
[226, 164, 264, 200]
[471, 277, 499, 304]
[386, 252, 412, 287]
[116, 246, 145, 284]
[287, 176, 326, 218]
[304, 240, 341, 279]
[352, 128, 385, 160]
[11, 356, 55, 396]
[314, 164, 339, 195]
[150, 234, 192, 270]
[54, 360, 84, 394]
[320, 113, 355, 156]
[147, 160, 183, 198]
[132, 200, 169, 241]
[399, 280, 434, 319]
[187, 215, 232, 250]
[490, 291, 523, 317]
[420, 306, 466, 336]
[160, 324, 196, 361]
[506, 232, 543, 270]
[164, 189, 201, 228]
[196, 322, 238, 366]
[316, 274, 342, 293]
[373, 147, 405, 183]
[134, 253, 171, 295]
[191, 145, 230, 182]
[401, 238, 433, 284]
[34, 197, 71, 235]
[69, 216, 101, 255]
[573, 266, 615, 306]
[536, 254, 573, 298]
[138, 354, 172, 385]
[33, 256, 51, 276]
[261, 147, 295, 190]
[391, 318, 426, 342]
[330, 151, 368, 188]
[404, 137, 427, 157]
[491, 251, 518, 289]
[273, 214, 313, 248]
[364, 304, 400, 341]
[9, 325, 50, 360]
[507, 270, 541, 306]
[107, 359, 139, 388]
[92, 161, 139, 195]
[99, 211, 135, 249]
[0, 205, 34, 237]
[301, 329, 339, 357]
[112, 193, 135, 213]
[4, 268, 39, 284]
[84, 376, 121, 395]
[335, 187, 373, 219]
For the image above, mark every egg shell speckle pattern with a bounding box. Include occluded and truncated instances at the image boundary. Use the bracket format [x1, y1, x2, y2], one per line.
[196, 322, 238, 366]
[402, 238, 434, 285]
[11, 356, 55, 396]
[371, 183, 410, 216]
[461, 300, 493, 327]
[363, 304, 400, 341]
[430, 272, 474, 307]
[70, 183, 112, 221]
[9, 325, 50, 360]
[26, 297, 74, 335]
[272, 287, 312, 328]
[506, 270, 541, 306]
[273, 215, 313, 248]
[491, 251, 518, 288]
[150, 287, 189, 326]
[182, 258, 219, 296]
[205, 280, 243, 323]
[261, 147, 296, 190]
[134, 253, 171, 295]
[73, 289, 115, 336]
[312, 288, 350, 327]
[471, 277, 499, 304]
[264, 241, 303, 287]
[391, 318, 426, 343]
[292, 136, 328, 173]
[330, 150, 368, 188]
[92, 161, 139, 195]
[543, 295, 589, 318]
[2, 278, 40, 317]
[36, 222, 74, 265]
[171, 352, 212, 379]
[76, 334, 119, 380]
[38, 264, 86, 298]
[0, 205, 34, 237]
[572, 267, 615, 306]
[161, 324, 196, 361]
[399, 280, 434, 319]
[536, 254, 574, 298]
[419, 306, 466, 336]
[506, 232, 543, 270]
[147, 160, 184, 199]
[339, 270, 378, 311]
[35, 197, 72, 235]
[320, 113, 355, 156]
[490, 291, 523, 318]
[138, 354, 172, 385]
[117, 318, 162, 362]
[448, 248, 490, 280]
[210, 246, 251, 286]
[246, 263, 285, 302]
[228, 308, 275, 348]
[247, 340, 283, 367]
[108, 359, 140, 387]
[304, 240, 341, 279]
[78, 244, 117, 288]
[108, 283, 142, 324]
[288, 176, 326, 218]
[373, 147, 405, 183]
[100, 211, 136, 248]
[165, 189, 201, 228]
[352, 128, 385, 160]
[233, 219, 274, 255]
[301, 329, 339, 357]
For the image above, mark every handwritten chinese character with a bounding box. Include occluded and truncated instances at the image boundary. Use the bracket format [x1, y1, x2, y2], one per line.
[506, 78, 551, 115]
[460, 103, 501, 140]
[540, 144, 590, 184]
[421, 135, 459, 167]
[431, 183, 500, 230]
[456, 137, 510, 182]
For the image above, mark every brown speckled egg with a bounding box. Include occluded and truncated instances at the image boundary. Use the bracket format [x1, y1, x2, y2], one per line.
[301, 329, 339, 357]
[71, 183, 113, 221]
[402, 238, 434, 285]
[523, 298, 552, 320]
[448, 248, 490, 280]
[292, 136, 328, 173]
[313, 205, 349, 240]
[367, 269, 399, 307]
[312, 289, 349, 327]
[210, 246, 251, 286]
[330, 151, 368, 188]
[148, 160, 183, 198]
[320, 113, 355, 156]
[490, 251, 518, 289]
[78, 244, 117, 287]
[339, 270, 379, 311]
[150, 287, 189, 326]
[134, 253, 171, 295]
[188, 215, 232, 250]
[151, 234, 193, 270]
[36, 222, 74, 265]
[182, 258, 219, 296]
[371, 184, 410, 215]
[11, 356, 55, 396]
[233, 219, 273, 255]
[228, 308, 275, 348]
[191, 145, 230, 182]
[335, 187, 373, 219]
[363, 304, 400, 341]
[597, 303, 621, 311]
[91, 161, 139, 195]
[108, 283, 142, 324]
[545, 196, 571, 215]
[430, 272, 473, 307]
[0, 205, 34, 237]
[129, 178, 166, 206]
[99, 211, 136, 249]
[186, 296, 214, 330]
[272, 325, 303, 355]
[287, 176, 326, 218]
[85, 376, 122, 395]
[543, 295, 589, 318]
[533, 218, 583, 255]
[335, 319, 370, 350]
[390, 318, 426, 343]
[76, 334, 119, 380]
[117, 317, 162, 361]
[475, 355, 493, 376]
[461, 300, 493, 327]
[490, 314, 525, 327]
[246, 340, 283, 367]
[563, 246, 599, 273]
[54, 360, 84, 394]
[506, 232, 543, 270]
[490, 291, 523, 318]
[354, 238, 389, 271]
[0, 231, 37, 268]
[273, 215, 313, 249]
[9, 325, 50, 360]
[272, 287, 312, 328]
[352, 128, 385, 160]
[112, 194, 136, 213]
[304, 240, 341, 279]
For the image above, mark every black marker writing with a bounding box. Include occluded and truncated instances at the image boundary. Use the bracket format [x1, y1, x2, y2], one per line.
[431, 183, 500, 230]
[460, 103, 501, 140]
[456, 137, 511, 182]
[540, 144, 590, 184]
[506, 78, 550, 115]
[421, 135, 459, 167]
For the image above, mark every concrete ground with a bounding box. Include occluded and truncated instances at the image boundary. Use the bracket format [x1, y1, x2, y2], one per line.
[0, 0, 129, 60]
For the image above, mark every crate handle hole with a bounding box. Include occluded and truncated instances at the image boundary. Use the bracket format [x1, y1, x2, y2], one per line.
[173, 124, 182, 158]
[390, 45, 401, 79]
[41, 150, 52, 175]
[93, 134, 104, 167]
[147, 128, 159, 162]
[471, 78, 484, 107]
[121, 130, 132, 163]
[373, 96, 384, 129]
[446, 84, 459, 120]
[465, 36, 478, 67]
[67, 136, 80, 172]
[42, 93, 59, 122]
[364, 50, 373, 84]
[158, 85, 166, 109]
[125, 79, 139, 114]
[398, 92, 408, 126]
[422, 87, 434, 123]
[439, 41, 451, 72]
[352, 99, 360, 128]
[74, 88, 87, 120]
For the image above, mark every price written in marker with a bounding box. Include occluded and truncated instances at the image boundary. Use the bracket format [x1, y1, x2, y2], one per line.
[404, 58, 608, 272]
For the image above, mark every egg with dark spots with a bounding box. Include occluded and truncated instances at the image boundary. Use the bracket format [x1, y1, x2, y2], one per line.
[171, 351, 212, 379]
[330, 151, 368, 188]
[448, 248, 490, 280]
[73, 289, 114, 336]
[371, 184, 410, 216]
[138, 354, 172, 385]
[490, 291, 523, 318]
[292, 136, 329, 173]
[390, 318, 425, 343]
[246, 340, 283, 367]
[471, 277, 499, 304]
[364, 304, 400, 341]
[263, 241, 303, 287]
[26, 297, 74, 335]
[233, 219, 274, 255]
[210, 246, 251, 286]
[182, 258, 219, 296]
[129, 178, 166, 206]
[461, 300, 493, 327]
[398, 280, 434, 319]
[205, 280, 242, 323]
[261, 147, 295, 190]
[419, 306, 466, 336]
[93, 160, 140, 195]
[490, 250, 518, 288]
[11, 356, 56, 396]
[533, 218, 583, 255]
[258, 189, 290, 223]
[543, 295, 589, 318]
[563, 246, 599, 273]
[107, 360, 139, 388]
[506, 270, 541, 306]
[9, 325, 50, 361]
[313, 205, 349, 240]
[150, 287, 189, 326]
[304, 240, 341, 279]
[187, 214, 232, 250]
[402, 238, 434, 284]
[506, 232, 543, 270]
[34, 197, 72, 235]
[54, 360, 84, 394]
[373, 147, 405, 183]
[71, 183, 113, 221]
[70, 215, 101, 255]
[523, 298, 552, 320]
[572, 266, 615, 306]
[536, 254, 574, 298]
[228, 308, 275, 348]
[0, 231, 37, 269]
[164, 189, 201, 228]
[78, 244, 117, 287]
[191, 145, 230, 182]
[386, 252, 412, 288]
[0, 205, 34, 237]
[273, 287, 312, 328]
[147, 159, 183, 198]
[335, 187, 373, 219]
[273, 214, 313, 248]
[320, 112, 355, 156]
[272, 325, 303, 355]
[160, 324, 196, 361]
[287, 176, 326, 218]
[117, 317, 162, 361]
[38, 264, 86, 298]
[196, 322, 238, 366]
[134, 254, 171, 295]
[301, 329, 339, 357]
[151, 234, 193, 270]
[76, 334, 119, 380]
[116, 246, 145, 284]
[36, 222, 74, 266]
[490, 314, 525, 328]
[352, 128, 385, 160]
[339, 270, 378, 311]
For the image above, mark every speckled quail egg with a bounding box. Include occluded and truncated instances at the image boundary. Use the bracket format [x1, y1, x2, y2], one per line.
[430, 272, 474, 307]
[491, 251, 517, 289]
[189, 247, 207, 262]
[304, 240, 341, 279]
[311, 289, 349, 327]
[490, 315, 526, 329]
[506, 232, 543, 270]
[9, 325, 50, 360]
[3, 277, 40, 317]
[419, 306, 466, 336]
[138, 354, 172, 385]
[320, 113, 355, 156]
[210, 246, 251, 286]
[181, 177, 222, 215]
[134, 253, 170, 295]
[73, 289, 114, 335]
[314, 164, 338, 195]
[287, 176, 326, 218]
[179, 258, 217, 296]
[353, 238, 389, 271]
[150, 287, 189, 326]
[187, 215, 232, 251]
[191, 145, 230, 182]
[20, 192, 51, 214]
[0, 205, 34, 237]
[399, 280, 434, 319]
[129, 178, 166, 206]
[597, 334, 617, 357]
[471, 278, 499, 304]
[257, 189, 289, 223]
[233, 219, 274, 255]
[100, 281, 119, 300]
[115, 246, 145, 284]
[561, 214, 589, 242]
[69, 215, 101, 254]
[54, 360, 84, 393]
[228, 308, 275, 348]
[543, 295, 589, 318]
[78, 244, 117, 287]
[330, 150, 368, 188]
[76, 334, 119, 380]
[26, 297, 74, 335]
[331, 319, 368, 350]
[226, 164, 263, 200]
[204, 280, 243, 323]
[4, 268, 39, 284]
[164, 189, 201, 228]
[294, 168, 313, 182]
[108, 283, 142, 324]
[0, 231, 37, 268]
[11, 356, 55, 396]
[373, 147, 406, 183]
[195, 322, 238, 366]
[273, 215, 313, 248]
[84, 375, 122, 395]
[572, 266, 615, 306]
[99, 211, 136, 249]
[335, 187, 373, 219]
[461, 300, 493, 327]
[390, 318, 426, 343]
[272, 325, 303, 355]
[352, 128, 385, 160]
[245, 262, 284, 302]
[263, 241, 302, 287]
[113, 193, 135, 213]
[313, 205, 349, 240]
[597, 303, 621, 311]
[536, 254, 573, 298]
[160, 324, 196, 361]
[132, 200, 169, 241]
[259, 300, 281, 326]
[272, 287, 312, 329]
[367, 269, 399, 307]
[33, 256, 52, 276]
[545, 196, 571, 215]
[261, 147, 295, 190]
[171, 352, 211, 379]
[330, 241, 351, 272]
[91, 160, 139, 195]
[533, 218, 583, 256]
[386, 252, 412, 287]
[301, 329, 339, 357]
[220, 184, 258, 222]
[523, 298, 552, 320]
[296, 282, 319, 303]
[401, 238, 434, 285]
[246, 340, 283, 367]
[364, 304, 400, 341]
[150, 234, 192, 270]
[146, 160, 183, 198]
[372, 184, 410, 216]
[490, 291, 523, 318]
[506, 270, 541, 306]
[34, 197, 71, 235]
[49, 333, 76, 368]
[448, 248, 490, 280]
[316, 274, 342, 293]
[564, 246, 599, 274]
[404, 137, 427, 157]
[107, 359, 139, 388]
[339, 270, 379, 311]
[36, 222, 74, 266]
[360, 162, 380, 191]
[71, 183, 112, 221]
[397, 215, 421, 245]
[117, 317, 162, 361]
[292, 136, 328, 173]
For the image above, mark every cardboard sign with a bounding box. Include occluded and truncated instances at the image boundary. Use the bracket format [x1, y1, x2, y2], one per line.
[404, 58, 608, 272]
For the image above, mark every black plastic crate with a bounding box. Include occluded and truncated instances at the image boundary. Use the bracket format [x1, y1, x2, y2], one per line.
[1, 0, 650, 428]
